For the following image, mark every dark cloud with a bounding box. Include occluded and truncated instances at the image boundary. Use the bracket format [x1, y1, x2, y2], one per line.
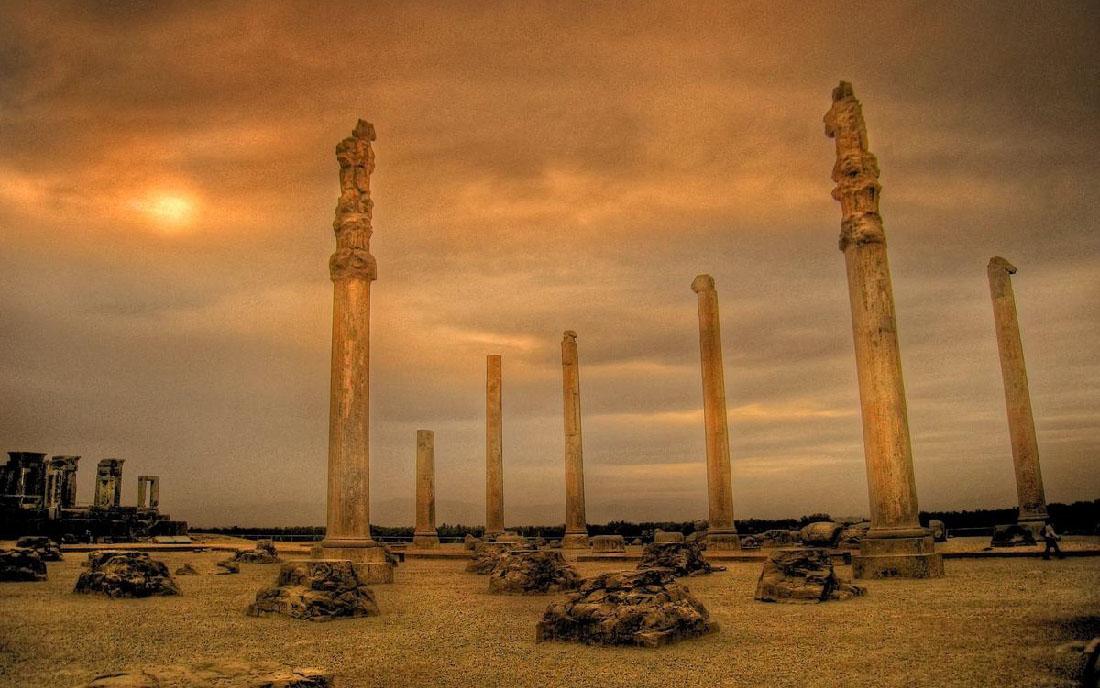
[1, 1, 1096, 526]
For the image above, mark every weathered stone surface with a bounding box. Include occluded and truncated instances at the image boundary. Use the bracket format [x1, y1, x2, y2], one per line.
[928, 519, 947, 542]
[653, 530, 685, 544]
[739, 535, 761, 549]
[590, 535, 625, 553]
[79, 659, 333, 687]
[174, 563, 198, 575]
[15, 536, 63, 561]
[488, 550, 581, 595]
[0, 548, 48, 582]
[234, 540, 280, 564]
[630, 538, 643, 546]
[536, 568, 717, 647]
[495, 532, 527, 545]
[74, 551, 180, 597]
[466, 542, 520, 574]
[463, 534, 482, 550]
[216, 559, 240, 575]
[754, 548, 866, 604]
[837, 521, 871, 549]
[412, 429, 440, 548]
[561, 331, 589, 549]
[638, 542, 725, 577]
[800, 521, 844, 547]
[485, 354, 504, 537]
[991, 524, 1037, 547]
[248, 559, 379, 621]
[758, 530, 801, 548]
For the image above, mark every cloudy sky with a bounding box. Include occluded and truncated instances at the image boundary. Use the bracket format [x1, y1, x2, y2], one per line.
[1, 1, 1097, 528]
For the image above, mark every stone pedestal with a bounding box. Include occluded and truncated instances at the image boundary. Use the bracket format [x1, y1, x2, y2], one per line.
[412, 430, 440, 548]
[824, 81, 941, 579]
[308, 545, 393, 584]
[561, 331, 589, 549]
[987, 257, 1048, 529]
[485, 354, 505, 538]
[691, 276, 740, 551]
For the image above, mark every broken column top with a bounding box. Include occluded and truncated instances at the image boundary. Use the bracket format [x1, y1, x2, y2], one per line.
[988, 256, 1017, 274]
[330, 118, 377, 282]
[824, 80, 884, 251]
[563, 330, 577, 340]
[691, 274, 716, 292]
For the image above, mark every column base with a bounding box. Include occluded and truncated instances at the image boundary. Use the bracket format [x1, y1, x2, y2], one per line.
[313, 539, 395, 584]
[1015, 518, 1046, 539]
[852, 532, 943, 579]
[561, 533, 589, 549]
[411, 533, 440, 548]
[706, 532, 741, 551]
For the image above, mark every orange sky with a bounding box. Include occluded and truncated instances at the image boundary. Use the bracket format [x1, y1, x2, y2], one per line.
[1, 1, 1097, 526]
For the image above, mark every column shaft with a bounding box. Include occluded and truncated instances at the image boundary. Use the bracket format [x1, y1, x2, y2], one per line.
[413, 430, 440, 547]
[485, 354, 504, 537]
[561, 331, 588, 548]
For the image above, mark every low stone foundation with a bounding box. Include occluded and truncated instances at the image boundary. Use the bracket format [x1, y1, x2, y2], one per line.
[0, 548, 47, 582]
[535, 568, 717, 647]
[590, 535, 625, 553]
[653, 530, 685, 544]
[78, 660, 333, 687]
[853, 533, 944, 579]
[754, 548, 866, 603]
[488, 550, 580, 594]
[638, 542, 725, 577]
[74, 551, 180, 597]
[248, 559, 380, 621]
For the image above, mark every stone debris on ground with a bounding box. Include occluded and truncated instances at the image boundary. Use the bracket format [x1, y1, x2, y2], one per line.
[15, 536, 63, 561]
[463, 534, 482, 551]
[77, 659, 333, 687]
[0, 548, 48, 582]
[74, 551, 180, 598]
[799, 521, 844, 547]
[216, 559, 241, 575]
[837, 521, 871, 549]
[754, 548, 866, 604]
[589, 535, 625, 553]
[232, 540, 281, 564]
[466, 542, 520, 574]
[637, 541, 726, 577]
[653, 530, 685, 544]
[174, 563, 198, 575]
[739, 535, 762, 549]
[990, 524, 1037, 548]
[758, 530, 801, 548]
[928, 519, 948, 542]
[248, 559, 379, 621]
[535, 568, 717, 647]
[487, 550, 581, 595]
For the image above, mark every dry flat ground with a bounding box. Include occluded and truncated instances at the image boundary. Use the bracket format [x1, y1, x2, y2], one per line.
[0, 546, 1097, 688]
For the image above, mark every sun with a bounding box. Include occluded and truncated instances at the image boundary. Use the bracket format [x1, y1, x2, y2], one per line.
[132, 192, 196, 229]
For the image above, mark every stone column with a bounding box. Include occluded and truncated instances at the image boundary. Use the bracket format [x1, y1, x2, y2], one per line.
[315, 120, 393, 583]
[988, 257, 1048, 529]
[45, 457, 66, 518]
[94, 459, 124, 509]
[57, 456, 80, 508]
[561, 331, 589, 549]
[137, 476, 149, 509]
[148, 476, 160, 510]
[825, 81, 941, 578]
[691, 275, 740, 551]
[412, 430, 440, 547]
[485, 354, 505, 538]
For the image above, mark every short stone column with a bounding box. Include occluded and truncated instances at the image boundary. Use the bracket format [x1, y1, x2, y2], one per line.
[57, 456, 80, 508]
[148, 476, 160, 510]
[314, 120, 393, 584]
[93, 459, 124, 509]
[485, 354, 505, 538]
[988, 257, 1048, 530]
[412, 430, 440, 547]
[824, 81, 941, 578]
[561, 331, 589, 549]
[691, 275, 740, 551]
[137, 476, 149, 509]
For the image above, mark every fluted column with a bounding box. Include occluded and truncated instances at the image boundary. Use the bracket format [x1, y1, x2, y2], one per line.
[485, 354, 505, 538]
[825, 81, 941, 578]
[691, 275, 740, 550]
[561, 331, 589, 548]
[988, 257, 1047, 527]
[315, 120, 392, 582]
[412, 430, 440, 547]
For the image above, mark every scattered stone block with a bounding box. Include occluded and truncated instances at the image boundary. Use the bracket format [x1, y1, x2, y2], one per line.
[0, 548, 48, 582]
[488, 550, 581, 595]
[74, 551, 180, 597]
[495, 532, 527, 545]
[233, 540, 280, 564]
[638, 541, 725, 577]
[466, 542, 519, 574]
[536, 568, 717, 647]
[174, 563, 198, 575]
[653, 529, 685, 543]
[15, 536, 63, 561]
[800, 521, 844, 547]
[247, 559, 379, 621]
[464, 534, 482, 551]
[928, 519, 947, 542]
[590, 535, 625, 553]
[78, 659, 333, 687]
[754, 548, 865, 604]
[991, 524, 1037, 547]
[740, 535, 761, 549]
[630, 538, 643, 546]
[216, 559, 240, 575]
[758, 530, 800, 548]
[837, 521, 871, 549]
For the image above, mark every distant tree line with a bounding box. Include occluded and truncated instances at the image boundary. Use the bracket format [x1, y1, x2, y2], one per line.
[196, 500, 1098, 538]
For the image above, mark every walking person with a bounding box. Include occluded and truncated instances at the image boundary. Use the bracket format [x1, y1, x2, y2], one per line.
[1041, 521, 1065, 560]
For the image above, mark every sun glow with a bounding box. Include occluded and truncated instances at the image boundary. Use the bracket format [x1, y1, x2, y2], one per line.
[132, 192, 196, 229]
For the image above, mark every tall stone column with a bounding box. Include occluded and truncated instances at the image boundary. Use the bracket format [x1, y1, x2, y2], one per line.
[825, 81, 942, 578]
[988, 257, 1048, 529]
[45, 456, 66, 518]
[57, 456, 80, 508]
[93, 459, 124, 509]
[315, 119, 393, 583]
[148, 476, 160, 510]
[690, 275, 740, 551]
[561, 331, 589, 549]
[137, 477, 149, 509]
[485, 354, 505, 538]
[412, 430, 440, 547]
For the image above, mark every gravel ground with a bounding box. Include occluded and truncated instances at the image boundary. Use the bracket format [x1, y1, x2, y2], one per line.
[0, 547, 1097, 688]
